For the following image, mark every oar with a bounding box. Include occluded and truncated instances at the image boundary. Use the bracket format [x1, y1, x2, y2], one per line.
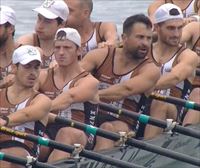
[0, 152, 57, 168]
[150, 93, 200, 111]
[99, 102, 200, 139]
[0, 127, 144, 168]
[54, 117, 200, 167]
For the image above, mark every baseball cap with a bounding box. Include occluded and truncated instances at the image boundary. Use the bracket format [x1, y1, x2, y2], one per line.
[0, 5, 16, 25]
[12, 45, 42, 65]
[154, 3, 183, 24]
[55, 28, 81, 47]
[33, 0, 69, 21]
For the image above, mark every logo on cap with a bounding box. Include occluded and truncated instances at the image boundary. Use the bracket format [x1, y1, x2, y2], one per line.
[42, 0, 55, 8]
[27, 48, 37, 56]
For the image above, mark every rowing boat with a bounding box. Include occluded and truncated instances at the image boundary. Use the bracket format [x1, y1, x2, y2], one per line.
[53, 124, 200, 168]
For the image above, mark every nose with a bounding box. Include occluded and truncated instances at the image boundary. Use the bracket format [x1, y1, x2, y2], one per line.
[58, 47, 64, 55]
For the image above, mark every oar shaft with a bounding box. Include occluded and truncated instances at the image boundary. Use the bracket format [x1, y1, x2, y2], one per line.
[55, 117, 200, 167]
[99, 102, 200, 139]
[0, 127, 142, 168]
[150, 93, 200, 111]
[0, 152, 57, 168]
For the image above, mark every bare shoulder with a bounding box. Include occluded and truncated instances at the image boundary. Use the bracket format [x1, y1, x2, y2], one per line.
[30, 93, 51, 106]
[100, 22, 117, 30]
[180, 48, 198, 62]
[75, 73, 99, 86]
[148, 0, 165, 16]
[140, 61, 161, 76]
[80, 47, 110, 71]
[38, 69, 49, 87]
[16, 33, 34, 45]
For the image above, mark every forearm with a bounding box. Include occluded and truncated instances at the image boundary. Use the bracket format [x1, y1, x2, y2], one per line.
[99, 85, 130, 101]
[155, 74, 180, 90]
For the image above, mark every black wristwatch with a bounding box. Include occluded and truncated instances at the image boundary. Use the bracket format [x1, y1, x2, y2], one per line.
[1, 116, 9, 126]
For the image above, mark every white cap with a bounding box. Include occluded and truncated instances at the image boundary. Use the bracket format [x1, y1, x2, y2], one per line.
[33, 0, 69, 21]
[154, 3, 183, 24]
[0, 5, 16, 25]
[55, 28, 81, 47]
[12, 45, 42, 65]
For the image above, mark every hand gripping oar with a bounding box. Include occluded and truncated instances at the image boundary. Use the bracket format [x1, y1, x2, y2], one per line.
[150, 93, 200, 111]
[0, 152, 57, 168]
[54, 117, 200, 167]
[0, 126, 144, 168]
[99, 102, 200, 139]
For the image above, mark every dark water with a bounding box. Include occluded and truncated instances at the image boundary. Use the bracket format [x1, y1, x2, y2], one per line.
[1, 0, 153, 38]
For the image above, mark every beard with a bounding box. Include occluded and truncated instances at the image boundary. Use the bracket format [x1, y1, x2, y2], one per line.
[0, 32, 8, 48]
[128, 46, 149, 60]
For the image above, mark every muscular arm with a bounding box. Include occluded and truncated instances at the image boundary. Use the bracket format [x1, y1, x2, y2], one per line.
[80, 47, 109, 72]
[51, 75, 99, 111]
[155, 50, 198, 90]
[4, 94, 51, 127]
[99, 63, 160, 101]
[98, 22, 119, 48]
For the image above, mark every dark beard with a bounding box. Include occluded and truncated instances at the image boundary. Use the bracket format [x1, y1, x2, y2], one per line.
[129, 48, 148, 60]
[0, 34, 8, 48]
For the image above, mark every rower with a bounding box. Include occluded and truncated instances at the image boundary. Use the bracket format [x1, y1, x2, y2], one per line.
[0, 45, 51, 168]
[80, 14, 160, 151]
[144, 4, 199, 139]
[148, 0, 200, 25]
[64, 0, 119, 59]
[17, 0, 69, 69]
[36, 28, 99, 162]
[0, 6, 17, 88]
[181, 21, 200, 125]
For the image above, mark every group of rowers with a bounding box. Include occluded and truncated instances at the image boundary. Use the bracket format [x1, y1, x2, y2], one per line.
[0, 0, 199, 167]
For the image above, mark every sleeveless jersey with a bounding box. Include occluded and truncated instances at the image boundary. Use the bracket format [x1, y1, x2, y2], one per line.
[192, 36, 200, 87]
[33, 33, 55, 69]
[80, 22, 105, 59]
[39, 69, 97, 125]
[0, 89, 45, 156]
[93, 46, 152, 135]
[151, 45, 192, 122]
[165, 0, 196, 17]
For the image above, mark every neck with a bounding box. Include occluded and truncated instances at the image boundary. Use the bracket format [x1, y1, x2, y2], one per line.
[0, 38, 15, 67]
[56, 61, 83, 82]
[75, 19, 94, 43]
[39, 38, 54, 56]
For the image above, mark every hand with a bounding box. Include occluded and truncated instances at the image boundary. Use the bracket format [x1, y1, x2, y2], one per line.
[0, 117, 7, 126]
[0, 74, 15, 89]
[98, 41, 112, 48]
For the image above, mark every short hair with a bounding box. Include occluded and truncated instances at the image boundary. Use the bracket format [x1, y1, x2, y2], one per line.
[56, 17, 65, 25]
[79, 0, 93, 13]
[123, 14, 152, 35]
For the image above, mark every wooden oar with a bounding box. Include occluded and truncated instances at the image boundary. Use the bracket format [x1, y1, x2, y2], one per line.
[54, 117, 200, 167]
[150, 93, 200, 111]
[0, 126, 143, 168]
[99, 102, 200, 139]
[0, 152, 57, 168]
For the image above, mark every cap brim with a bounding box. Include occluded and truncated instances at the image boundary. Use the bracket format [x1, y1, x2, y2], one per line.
[20, 57, 42, 65]
[0, 17, 8, 25]
[33, 7, 58, 19]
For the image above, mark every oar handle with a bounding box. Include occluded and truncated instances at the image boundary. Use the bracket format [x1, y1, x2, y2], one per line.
[54, 117, 200, 167]
[150, 93, 200, 111]
[0, 126, 142, 168]
[0, 152, 57, 168]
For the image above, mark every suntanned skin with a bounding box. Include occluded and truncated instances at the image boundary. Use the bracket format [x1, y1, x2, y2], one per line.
[0, 60, 51, 168]
[0, 23, 17, 88]
[36, 36, 98, 162]
[81, 20, 160, 150]
[17, 14, 65, 67]
[144, 19, 198, 139]
[181, 21, 200, 125]
[65, 0, 118, 50]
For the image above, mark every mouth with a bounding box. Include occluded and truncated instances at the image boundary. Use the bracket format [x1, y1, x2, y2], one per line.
[138, 48, 148, 54]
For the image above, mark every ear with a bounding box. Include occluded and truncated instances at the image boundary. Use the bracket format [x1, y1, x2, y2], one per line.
[121, 33, 127, 41]
[7, 25, 15, 36]
[76, 46, 82, 57]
